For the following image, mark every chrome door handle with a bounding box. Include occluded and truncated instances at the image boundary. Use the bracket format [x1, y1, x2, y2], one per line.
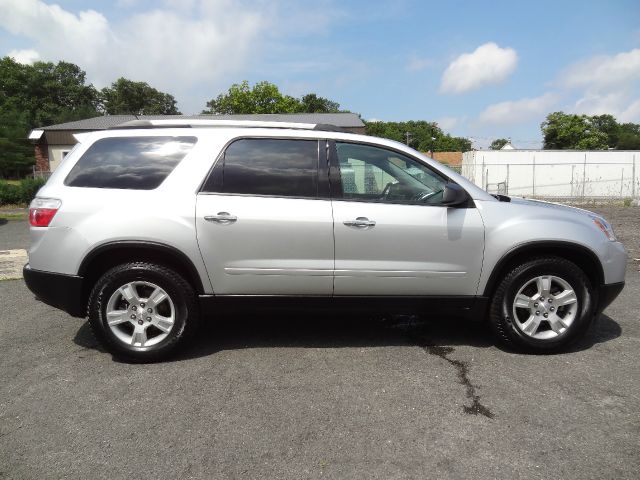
[343, 217, 376, 228]
[204, 212, 237, 224]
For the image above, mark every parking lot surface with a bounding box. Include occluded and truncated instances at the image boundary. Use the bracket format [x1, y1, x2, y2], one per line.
[1, 210, 639, 479]
[0, 218, 28, 251]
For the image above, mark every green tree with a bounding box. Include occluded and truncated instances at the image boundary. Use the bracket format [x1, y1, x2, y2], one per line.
[203, 80, 343, 115]
[365, 120, 471, 152]
[541, 112, 609, 150]
[0, 109, 34, 178]
[0, 57, 100, 177]
[100, 78, 180, 115]
[617, 123, 640, 149]
[298, 93, 340, 113]
[203, 81, 296, 114]
[575, 130, 609, 149]
[541, 112, 640, 150]
[591, 114, 619, 148]
[490, 138, 509, 150]
[0, 57, 99, 128]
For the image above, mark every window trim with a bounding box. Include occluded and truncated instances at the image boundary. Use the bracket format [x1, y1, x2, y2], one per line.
[327, 139, 473, 208]
[198, 136, 330, 201]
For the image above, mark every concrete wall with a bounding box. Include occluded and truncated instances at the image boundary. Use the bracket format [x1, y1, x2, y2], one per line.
[462, 150, 639, 198]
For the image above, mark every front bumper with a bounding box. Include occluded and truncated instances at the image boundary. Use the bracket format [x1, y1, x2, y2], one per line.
[596, 281, 625, 315]
[602, 241, 627, 285]
[23, 264, 86, 318]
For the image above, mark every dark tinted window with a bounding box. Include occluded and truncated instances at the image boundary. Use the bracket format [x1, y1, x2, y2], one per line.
[65, 136, 197, 189]
[215, 138, 318, 197]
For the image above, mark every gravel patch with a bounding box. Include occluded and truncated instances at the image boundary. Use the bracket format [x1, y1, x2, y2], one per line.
[0, 249, 27, 280]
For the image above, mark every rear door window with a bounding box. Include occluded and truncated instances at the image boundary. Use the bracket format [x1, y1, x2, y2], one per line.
[202, 138, 319, 198]
[65, 136, 197, 189]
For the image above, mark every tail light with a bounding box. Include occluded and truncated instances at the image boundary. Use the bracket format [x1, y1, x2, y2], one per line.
[29, 198, 62, 227]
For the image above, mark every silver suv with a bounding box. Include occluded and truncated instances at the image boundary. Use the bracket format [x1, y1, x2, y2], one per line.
[24, 119, 627, 361]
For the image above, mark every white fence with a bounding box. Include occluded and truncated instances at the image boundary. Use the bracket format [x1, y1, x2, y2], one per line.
[461, 150, 639, 199]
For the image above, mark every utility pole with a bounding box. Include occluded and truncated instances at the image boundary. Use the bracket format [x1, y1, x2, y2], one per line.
[405, 132, 411, 146]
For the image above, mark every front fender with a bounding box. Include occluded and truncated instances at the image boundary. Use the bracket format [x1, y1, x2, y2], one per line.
[475, 200, 621, 295]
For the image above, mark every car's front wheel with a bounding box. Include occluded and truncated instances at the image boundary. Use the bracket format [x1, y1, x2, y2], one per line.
[88, 262, 200, 362]
[489, 256, 596, 352]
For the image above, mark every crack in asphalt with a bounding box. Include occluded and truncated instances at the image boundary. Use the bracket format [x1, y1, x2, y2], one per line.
[420, 344, 494, 419]
[390, 317, 495, 419]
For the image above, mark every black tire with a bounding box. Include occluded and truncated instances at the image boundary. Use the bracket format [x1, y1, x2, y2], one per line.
[88, 262, 200, 362]
[489, 256, 596, 353]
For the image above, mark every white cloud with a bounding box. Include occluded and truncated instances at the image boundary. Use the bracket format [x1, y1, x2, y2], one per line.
[440, 42, 518, 94]
[7, 48, 40, 64]
[574, 91, 626, 116]
[0, 0, 287, 112]
[559, 48, 640, 90]
[437, 116, 458, 130]
[573, 92, 640, 122]
[0, 1, 112, 68]
[478, 93, 558, 125]
[619, 99, 640, 122]
[557, 48, 640, 123]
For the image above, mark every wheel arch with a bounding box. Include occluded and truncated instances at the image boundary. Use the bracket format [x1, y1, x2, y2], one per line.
[483, 241, 604, 298]
[79, 241, 206, 304]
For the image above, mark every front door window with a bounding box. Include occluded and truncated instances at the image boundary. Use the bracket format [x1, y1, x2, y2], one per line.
[335, 142, 447, 204]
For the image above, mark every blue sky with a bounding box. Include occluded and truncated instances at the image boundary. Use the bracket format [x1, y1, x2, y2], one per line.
[1, 0, 639, 147]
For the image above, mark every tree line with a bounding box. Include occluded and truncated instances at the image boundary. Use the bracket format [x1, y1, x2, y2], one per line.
[203, 81, 472, 152]
[1, 55, 639, 178]
[0, 57, 471, 177]
[541, 112, 640, 150]
[491, 113, 640, 150]
[0, 57, 181, 177]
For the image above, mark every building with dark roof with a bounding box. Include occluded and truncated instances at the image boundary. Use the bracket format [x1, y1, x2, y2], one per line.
[28, 113, 365, 173]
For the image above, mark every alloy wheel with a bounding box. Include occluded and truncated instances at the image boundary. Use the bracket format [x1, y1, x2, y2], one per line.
[105, 281, 175, 348]
[512, 275, 579, 340]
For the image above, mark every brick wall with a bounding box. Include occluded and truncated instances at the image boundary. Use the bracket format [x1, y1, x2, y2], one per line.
[34, 140, 49, 172]
[424, 151, 463, 166]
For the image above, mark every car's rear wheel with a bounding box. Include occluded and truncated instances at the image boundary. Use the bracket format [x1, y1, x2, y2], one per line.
[489, 256, 596, 352]
[88, 262, 199, 362]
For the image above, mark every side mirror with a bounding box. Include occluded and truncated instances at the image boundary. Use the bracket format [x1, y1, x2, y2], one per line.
[441, 182, 468, 207]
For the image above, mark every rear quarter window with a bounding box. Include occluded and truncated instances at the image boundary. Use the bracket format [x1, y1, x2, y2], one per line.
[64, 136, 197, 190]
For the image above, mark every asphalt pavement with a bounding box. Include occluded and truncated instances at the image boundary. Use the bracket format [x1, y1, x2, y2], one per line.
[1, 217, 639, 479]
[0, 218, 29, 251]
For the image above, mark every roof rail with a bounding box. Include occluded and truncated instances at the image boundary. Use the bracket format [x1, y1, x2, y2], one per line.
[109, 119, 348, 133]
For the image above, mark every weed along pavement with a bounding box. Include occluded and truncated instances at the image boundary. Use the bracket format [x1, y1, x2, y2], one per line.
[1, 212, 639, 479]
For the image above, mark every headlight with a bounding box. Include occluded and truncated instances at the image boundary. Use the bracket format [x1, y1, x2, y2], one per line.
[591, 216, 616, 241]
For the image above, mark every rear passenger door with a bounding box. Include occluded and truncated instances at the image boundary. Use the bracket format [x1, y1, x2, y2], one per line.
[196, 137, 334, 295]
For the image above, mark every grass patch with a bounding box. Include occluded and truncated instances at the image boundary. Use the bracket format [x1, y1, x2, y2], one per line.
[0, 178, 46, 206]
[0, 212, 28, 221]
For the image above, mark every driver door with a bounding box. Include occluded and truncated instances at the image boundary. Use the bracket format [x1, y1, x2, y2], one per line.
[330, 141, 485, 296]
